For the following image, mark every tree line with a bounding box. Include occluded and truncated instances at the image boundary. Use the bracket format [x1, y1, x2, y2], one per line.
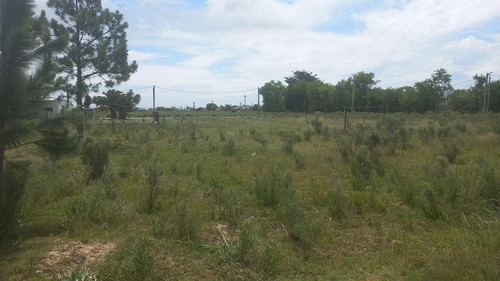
[259, 69, 500, 113]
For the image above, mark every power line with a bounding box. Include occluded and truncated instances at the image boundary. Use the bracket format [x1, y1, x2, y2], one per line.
[155, 86, 258, 94]
[451, 79, 474, 86]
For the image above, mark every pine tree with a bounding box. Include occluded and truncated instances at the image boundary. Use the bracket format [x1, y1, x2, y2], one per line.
[47, 0, 138, 136]
[0, 0, 73, 237]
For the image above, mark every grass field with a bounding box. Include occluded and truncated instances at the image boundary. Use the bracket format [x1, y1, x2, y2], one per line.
[1, 111, 499, 280]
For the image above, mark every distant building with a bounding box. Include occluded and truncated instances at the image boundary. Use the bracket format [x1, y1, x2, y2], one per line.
[38, 99, 72, 121]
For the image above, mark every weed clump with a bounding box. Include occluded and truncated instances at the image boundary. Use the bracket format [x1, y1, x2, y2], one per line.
[221, 138, 236, 156]
[254, 167, 292, 209]
[82, 138, 109, 181]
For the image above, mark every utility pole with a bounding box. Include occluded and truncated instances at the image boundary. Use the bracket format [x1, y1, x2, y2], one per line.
[258, 91, 260, 116]
[486, 73, 492, 113]
[152, 85, 158, 123]
[351, 77, 356, 112]
[483, 73, 490, 114]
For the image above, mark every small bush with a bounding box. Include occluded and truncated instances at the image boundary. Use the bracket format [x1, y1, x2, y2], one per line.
[292, 151, 305, 170]
[221, 138, 236, 156]
[218, 129, 226, 141]
[443, 141, 459, 163]
[303, 129, 314, 141]
[235, 221, 256, 263]
[0, 163, 29, 239]
[254, 166, 292, 209]
[130, 236, 156, 281]
[219, 188, 242, 226]
[310, 116, 322, 134]
[253, 133, 268, 145]
[174, 201, 199, 240]
[282, 201, 323, 250]
[259, 241, 283, 278]
[337, 135, 354, 164]
[350, 147, 373, 191]
[327, 187, 347, 220]
[82, 138, 109, 181]
[282, 138, 294, 155]
[422, 187, 442, 220]
[142, 163, 163, 214]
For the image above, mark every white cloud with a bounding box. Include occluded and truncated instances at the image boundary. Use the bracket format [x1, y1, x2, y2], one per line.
[128, 50, 166, 61]
[33, 0, 500, 107]
[458, 36, 487, 49]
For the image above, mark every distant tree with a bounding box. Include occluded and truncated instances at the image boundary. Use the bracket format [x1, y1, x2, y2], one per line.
[156, 106, 169, 111]
[93, 89, 140, 119]
[206, 103, 218, 111]
[432, 68, 453, 103]
[284, 70, 318, 85]
[47, 0, 138, 135]
[283, 71, 320, 112]
[488, 79, 500, 112]
[411, 69, 453, 113]
[285, 80, 309, 112]
[259, 80, 286, 112]
[447, 89, 480, 113]
[0, 0, 74, 237]
[335, 78, 354, 111]
[352, 71, 378, 108]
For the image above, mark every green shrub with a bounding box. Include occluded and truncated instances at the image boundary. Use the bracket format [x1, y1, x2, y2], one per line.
[310, 115, 322, 134]
[253, 132, 268, 145]
[218, 129, 226, 141]
[282, 138, 294, 155]
[259, 241, 283, 278]
[337, 135, 354, 164]
[327, 187, 347, 220]
[350, 147, 374, 191]
[282, 201, 323, 250]
[443, 141, 459, 163]
[142, 163, 163, 214]
[0, 162, 29, 239]
[219, 188, 242, 226]
[235, 221, 256, 263]
[221, 138, 236, 156]
[254, 167, 292, 209]
[422, 187, 442, 220]
[130, 236, 156, 281]
[303, 129, 314, 141]
[174, 201, 199, 240]
[292, 151, 305, 170]
[82, 138, 109, 181]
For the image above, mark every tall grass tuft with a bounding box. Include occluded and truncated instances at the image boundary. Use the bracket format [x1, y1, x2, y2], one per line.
[175, 201, 200, 240]
[0, 162, 29, 239]
[82, 138, 109, 181]
[141, 162, 163, 214]
[129, 236, 156, 281]
[259, 241, 283, 279]
[221, 138, 236, 156]
[350, 146, 374, 191]
[254, 166, 292, 209]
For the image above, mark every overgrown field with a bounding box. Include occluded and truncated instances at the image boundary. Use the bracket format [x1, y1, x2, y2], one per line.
[1, 112, 499, 280]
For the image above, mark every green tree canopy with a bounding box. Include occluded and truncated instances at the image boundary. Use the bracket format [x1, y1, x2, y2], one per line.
[93, 89, 140, 119]
[47, 0, 138, 134]
[0, 0, 74, 237]
[259, 80, 286, 112]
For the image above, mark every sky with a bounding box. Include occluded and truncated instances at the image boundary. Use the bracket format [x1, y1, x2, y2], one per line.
[34, 0, 500, 109]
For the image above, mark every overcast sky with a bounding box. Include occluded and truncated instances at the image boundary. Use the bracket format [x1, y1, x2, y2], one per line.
[35, 0, 500, 109]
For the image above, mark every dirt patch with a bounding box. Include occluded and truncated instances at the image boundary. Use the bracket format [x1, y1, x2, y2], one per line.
[38, 240, 115, 276]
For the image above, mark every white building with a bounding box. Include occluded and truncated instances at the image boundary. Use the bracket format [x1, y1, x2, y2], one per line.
[38, 99, 72, 121]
